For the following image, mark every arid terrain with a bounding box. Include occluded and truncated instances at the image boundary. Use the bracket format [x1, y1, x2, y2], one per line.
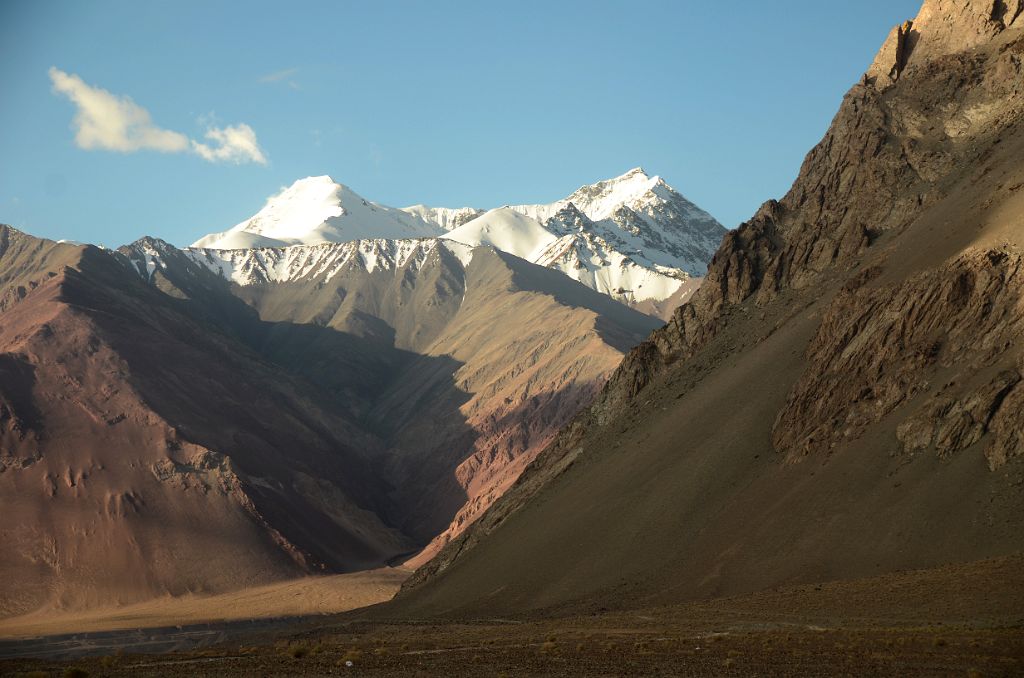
[0, 569, 408, 640]
[2, 556, 1022, 675]
[2, 1, 1023, 675]
[0, 227, 658, 617]
[395, 0, 1024, 619]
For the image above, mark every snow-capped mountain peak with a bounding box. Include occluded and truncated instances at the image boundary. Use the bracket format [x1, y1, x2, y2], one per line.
[562, 166, 664, 221]
[505, 168, 724, 276]
[192, 176, 443, 249]
[188, 168, 725, 310]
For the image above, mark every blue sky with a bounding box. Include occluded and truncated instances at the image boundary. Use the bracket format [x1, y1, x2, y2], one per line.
[1, 0, 922, 247]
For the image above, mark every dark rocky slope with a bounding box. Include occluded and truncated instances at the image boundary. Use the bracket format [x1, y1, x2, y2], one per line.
[394, 0, 1024, 616]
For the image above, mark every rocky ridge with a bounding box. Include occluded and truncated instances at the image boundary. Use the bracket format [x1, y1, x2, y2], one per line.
[188, 169, 725, 315]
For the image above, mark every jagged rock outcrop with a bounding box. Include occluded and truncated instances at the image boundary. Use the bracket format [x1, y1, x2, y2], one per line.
[868, 21, 917, 86]
[869, 1, 1022, 88]
[774, 248, 1024, 462]
[897, 367, 1023, 468]
[910, 0, 1021, 60]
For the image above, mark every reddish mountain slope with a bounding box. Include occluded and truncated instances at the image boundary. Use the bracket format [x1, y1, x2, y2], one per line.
[0, 224, 659, 617]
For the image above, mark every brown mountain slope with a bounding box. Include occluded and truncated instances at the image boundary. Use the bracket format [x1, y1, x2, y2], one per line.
[0, 231, 420, 617]
[147, 241, 660, 560]
[379, 250, 660, 564]
[0, 225, 659, 619]
[393, 0, 1024, 617]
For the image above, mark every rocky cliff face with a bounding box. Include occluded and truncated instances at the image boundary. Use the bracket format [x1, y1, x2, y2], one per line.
[774, 249, 1024, 465]
[908, 0, 1021, 60]
[866, 0, 1023, 86]
[398, 1, 1024, 607]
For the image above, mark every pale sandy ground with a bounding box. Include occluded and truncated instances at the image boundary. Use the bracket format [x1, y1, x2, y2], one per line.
[0, 568, 409, 639]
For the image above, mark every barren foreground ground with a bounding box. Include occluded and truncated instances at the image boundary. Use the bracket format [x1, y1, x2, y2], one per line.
[0, 569, 409, 640]
[2, 556, 1022, 676]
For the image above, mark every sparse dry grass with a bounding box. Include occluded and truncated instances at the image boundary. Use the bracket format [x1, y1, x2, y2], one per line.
[286, 644, 308, 659]
[339, 648, 362, 663]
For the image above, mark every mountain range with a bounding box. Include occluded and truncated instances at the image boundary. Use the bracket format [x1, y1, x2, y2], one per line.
[189, 168, 723, 318]
[0, 166, 725, 614]
[2, 2, 1022, 670]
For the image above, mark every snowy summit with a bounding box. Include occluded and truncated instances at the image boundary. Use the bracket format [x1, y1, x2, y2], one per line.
[188, 169, 725, 306]
[192, 176, 445, 249]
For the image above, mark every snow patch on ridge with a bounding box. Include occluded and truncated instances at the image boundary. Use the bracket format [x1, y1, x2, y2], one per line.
[534, 232, 685, 303]
[511, 167, 660, 223]
[183, 238, 477, 286]
[441, 208, 558, 262]
[401, 204, 483, 232]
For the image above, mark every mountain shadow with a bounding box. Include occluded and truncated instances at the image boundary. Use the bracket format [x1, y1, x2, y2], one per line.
[69, 244, 477, 565]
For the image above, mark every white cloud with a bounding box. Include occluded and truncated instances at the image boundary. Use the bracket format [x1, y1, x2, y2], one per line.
[192, 124, 267, 165]
[49, 67, 267, 165]
[48, 67, 190, 153]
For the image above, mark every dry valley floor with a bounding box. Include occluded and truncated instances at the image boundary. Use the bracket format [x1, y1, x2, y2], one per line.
[1, 555, 1021, 676]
